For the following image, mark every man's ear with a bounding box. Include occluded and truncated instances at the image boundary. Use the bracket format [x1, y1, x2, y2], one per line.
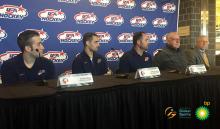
[86, 41, 90, 47]
[137, 40, 141, 46]
[24, 46, 32, 52]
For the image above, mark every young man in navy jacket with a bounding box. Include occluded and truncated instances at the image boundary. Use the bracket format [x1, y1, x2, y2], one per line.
[72, 32, 111, 75]
[1, 30, 55, 86]
[119, 32, 152, 73]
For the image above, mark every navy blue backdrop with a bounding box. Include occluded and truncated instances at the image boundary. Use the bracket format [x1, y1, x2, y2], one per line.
[0, 0, 179, 76]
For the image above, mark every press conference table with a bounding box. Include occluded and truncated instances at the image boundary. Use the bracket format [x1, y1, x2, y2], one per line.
[0, 68, 220, 129]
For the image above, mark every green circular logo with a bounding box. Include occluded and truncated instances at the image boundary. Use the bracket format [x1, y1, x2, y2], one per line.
[195, 106, 210, 121]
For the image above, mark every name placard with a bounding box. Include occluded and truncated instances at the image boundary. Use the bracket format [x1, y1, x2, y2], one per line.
[187, 64, 207, 74]
[58, 73, 94, 88]
[135, 67, 161, 79]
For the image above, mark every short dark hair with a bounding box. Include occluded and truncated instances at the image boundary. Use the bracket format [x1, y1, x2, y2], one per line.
[133, 32, 145, 46]
[17, 30, 40, 52]
[83, 32, 98, 46]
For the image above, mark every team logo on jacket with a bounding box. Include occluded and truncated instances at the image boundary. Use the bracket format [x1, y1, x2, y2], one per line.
[38, 9, 66, 22]
[0, 51, 21, 63]
[58, 0, 80, 4]
[74, 12, 97, 24]
[118, 33, 133, 43]
[105, 49, 124, 61]
[162, 3, 176, 13]
[0, 27, 7, 42]
[104, 14, 124, 26]
[162, 34, 167, 43]
[89, 0, 111, 7]
[141, 1, 157, 11]
[145, 33, 158, 43]
[152, 18, 168, 28]
[95, 32, 111, 43]
[117, 0, 136, 9]
[0, 5, 28, 20]
[19, 29, 49, 42]
[130, 16, 147, 27]
[43, 50, 68, 63]
[57, 31, 82, 43]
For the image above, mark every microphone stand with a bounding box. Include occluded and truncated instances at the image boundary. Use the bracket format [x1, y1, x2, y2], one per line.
[35, 49, 48, 86]
[111, 48, 129, 78]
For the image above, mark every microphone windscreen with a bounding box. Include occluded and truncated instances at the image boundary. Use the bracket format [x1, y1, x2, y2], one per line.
[111, 48, 115, 50]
